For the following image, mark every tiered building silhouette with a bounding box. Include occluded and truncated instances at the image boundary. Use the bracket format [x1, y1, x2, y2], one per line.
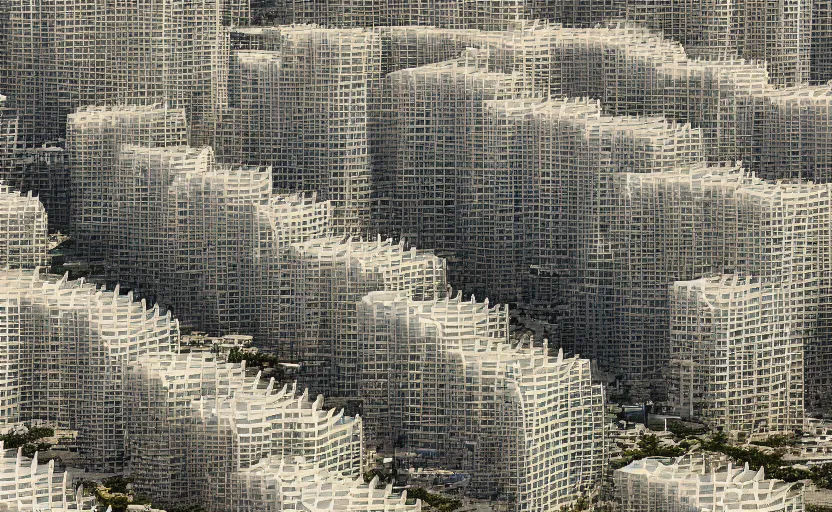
[0, 1, 832, 511]
[615, 454, 805, 512]
[0, 446, 98, 511]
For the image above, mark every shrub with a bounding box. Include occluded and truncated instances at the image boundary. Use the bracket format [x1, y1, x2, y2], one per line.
[407, 488, 462, 511]
[701, 434, 831, 486]
[750, 434, 798, 448]
[167, 506, 208, 512]
[666, 421, 707, 438]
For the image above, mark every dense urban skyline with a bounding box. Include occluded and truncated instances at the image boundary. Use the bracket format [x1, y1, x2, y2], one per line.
[0, 1, 830, 511]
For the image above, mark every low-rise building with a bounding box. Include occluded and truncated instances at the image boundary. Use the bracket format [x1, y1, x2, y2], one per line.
[615, 454, 805, 512]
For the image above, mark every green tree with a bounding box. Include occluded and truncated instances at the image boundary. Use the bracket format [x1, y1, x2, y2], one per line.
[406, 488, 462, 511]
[167, 506, 208, 512]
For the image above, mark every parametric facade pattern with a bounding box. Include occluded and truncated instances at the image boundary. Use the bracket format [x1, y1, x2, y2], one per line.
[253, 1, 525, 29]
[283, 237, 447, 395]
[59, 102, 606, 510]
[612, 169, 829, 398]
[0, 96, 69, 233]
[357, 291, 605, 510]
[247, 1, 820, 86]
[625, 0, 813, 87]
[117, 145, 270, 335]
[236, 457, 420, 511]
[669, 275, 804, 434]
[369, 33, 832, 413]
[8, 1, 832, 509]
[67, 110, 441, 386]
[0, 0, 231, 145]
[615, 454, 805, 512]
[372, 23, 832, 181]
[0, 445, 98, 511]
[126, 354, 372, 511]
[65, 104, 450, 396]
[0, 96, 19, 170]
[813, 1, 832, 84]
[0, 185, 47, 268]
[10, 146, 70, 233]
[66, 105, 189, 262]
[0, 268, 409, 511]
[0, 269, 178, 469]
[379, 51, 528, 256]
[220, 26, 382, 233]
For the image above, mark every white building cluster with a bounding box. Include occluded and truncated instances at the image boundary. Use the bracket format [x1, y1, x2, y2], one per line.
[59, 103, 605, 510]
[244, 1, 818, 90]
[236, 456, 419, 511]
[2, 6, 832, 234]
[353, 23, 832, 180]
[623, 0, 813, 87]
[215, 23, 832, 240]
[379, 50, 528, 257]
[66, 105, 190, 265]
[65, 108, 266, 334]
[5, 2, 830, 509]
[0, 266, 416, 511]
[617, 169, 830, 415]
[0, 269, 178, 469]
[250, 0, 526, 30]
[0, 97, 68, 234]
[247, 0, 828, 86]
[65, 104, 445, 395]
[125, 353, 381, 511]
[0, 0, 232, 145]
[547, 25, 832, 182]
[357, 291, 605, 509]
[0, 26, 732, 238]
[283, 237, 447, 395]
[615, 454, 805, 512]
[370, 37, 832, 420]
[219, 26, 382, 233]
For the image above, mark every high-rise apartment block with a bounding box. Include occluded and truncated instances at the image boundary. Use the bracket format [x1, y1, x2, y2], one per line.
[366, 31, 832, 413]
[57, 102, 605, 510]
[7, 1, 832, 510]
[609, 169, 830, 400]
[249, 1, 822, 86]
[66, 105, 189, 262]
[670, 275, 804, 434]
[380, 51, 527, 256]
[0, 266, 415, 511]
[235, 457, 419, 511]
[65, 104, 449, 394]
[358, 292, 605, 509]
[812, 1, 832, 84]
[0, 269, 178, 469]
[284, 237, 447, 394]
[126, 354, 370, 510]
[0, 0, 230, 145]
[366, 24, 824, 180]
[0, 95, 69, 232]
[625, 0, 813, 86]
[221, 22, 832, 187]
[221, 26, 382, 233]
[258, 0, 525, 29]
[0, 185, 47, 268]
